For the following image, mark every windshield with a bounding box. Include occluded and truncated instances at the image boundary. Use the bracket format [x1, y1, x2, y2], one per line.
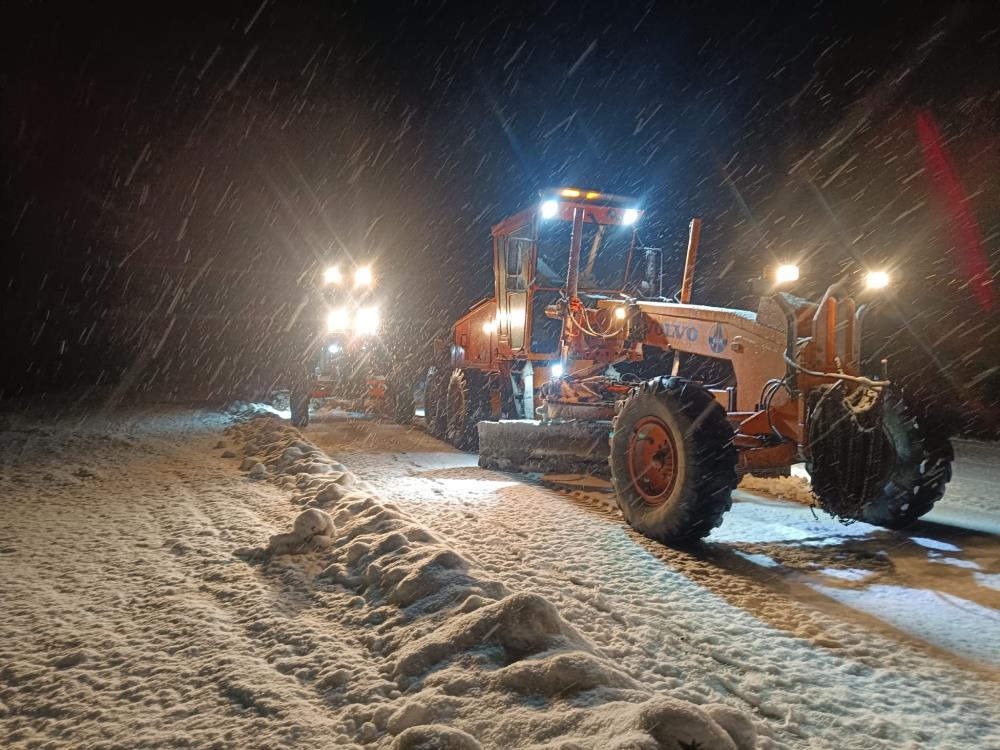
[535, 219, 635, 292]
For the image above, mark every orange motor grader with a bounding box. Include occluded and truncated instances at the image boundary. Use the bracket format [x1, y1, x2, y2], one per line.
[423, 189, 953, 543]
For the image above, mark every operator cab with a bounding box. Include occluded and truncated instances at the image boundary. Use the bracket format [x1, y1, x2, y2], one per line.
[492, 188, 655, 360]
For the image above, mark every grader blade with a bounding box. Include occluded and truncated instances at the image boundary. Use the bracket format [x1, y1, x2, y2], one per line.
[477, 419, 612, 477]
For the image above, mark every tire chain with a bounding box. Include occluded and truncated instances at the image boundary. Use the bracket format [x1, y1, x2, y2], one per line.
[807, 383, 890, 522]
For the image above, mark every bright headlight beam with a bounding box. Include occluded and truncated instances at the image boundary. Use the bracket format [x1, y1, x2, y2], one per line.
[774, 264, 800, 284]
[354, 266, 374, 287]
[323, 266, 342, 285]
[614, 306, 627, 320]
[354, 306, 380, 336]
[550, 362, 564, 378]
[622, 208, 639, 225]
[540, 200, 558, 219]
[866, 270, 890, 290]
[327, 308, 350, 332]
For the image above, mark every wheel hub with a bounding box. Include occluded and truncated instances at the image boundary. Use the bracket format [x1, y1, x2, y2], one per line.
[626, 416, 678, 505]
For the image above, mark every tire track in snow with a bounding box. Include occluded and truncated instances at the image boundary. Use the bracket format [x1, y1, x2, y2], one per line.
[0, 407, 397, 748]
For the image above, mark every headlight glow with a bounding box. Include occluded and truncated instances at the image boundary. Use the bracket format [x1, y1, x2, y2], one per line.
[327, 308, 350, 332]
[866, 270, 890, 290]
[622, 208, 639, 225]
[540, 200, 558, 219]
[774, 264, 800, 284]
[550, 362, 564, 378]
[323, 266, 342, 285]
[354, 306, 380, 336]
[614, 306, 627, 320]
[354, 266, 374, 287]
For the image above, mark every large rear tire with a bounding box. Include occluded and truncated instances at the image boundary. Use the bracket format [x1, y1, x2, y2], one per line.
[446, 368, 491, 451]
[423, 366, 449, 439]
[859, 395, 953, 528]
[610, 377, 738, 543]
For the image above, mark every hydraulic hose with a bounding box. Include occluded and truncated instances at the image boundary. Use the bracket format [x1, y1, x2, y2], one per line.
[782, 354, 890, 390]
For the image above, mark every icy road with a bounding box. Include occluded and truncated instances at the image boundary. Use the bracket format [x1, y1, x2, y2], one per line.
[1, 403, 997, 749]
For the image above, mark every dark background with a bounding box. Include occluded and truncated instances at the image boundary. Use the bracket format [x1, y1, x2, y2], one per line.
[3, 1, 998, 435]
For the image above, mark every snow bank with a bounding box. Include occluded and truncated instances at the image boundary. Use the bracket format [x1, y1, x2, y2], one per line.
[225, 411, 767, 749]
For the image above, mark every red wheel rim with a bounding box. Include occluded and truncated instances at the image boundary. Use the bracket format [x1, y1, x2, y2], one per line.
[626, 416, 679, 505]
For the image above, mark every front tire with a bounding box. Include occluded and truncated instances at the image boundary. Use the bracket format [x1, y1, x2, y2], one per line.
[859, 396, 953, 528]
[610, 377, 738, 543]
[446, 368, 491, 451]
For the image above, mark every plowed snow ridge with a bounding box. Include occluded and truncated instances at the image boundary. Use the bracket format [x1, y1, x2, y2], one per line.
[225, 408, 772, 749]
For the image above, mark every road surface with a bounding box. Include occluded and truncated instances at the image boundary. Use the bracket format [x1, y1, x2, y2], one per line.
[1, 402, 997, 749]
[306, 414, 1000, 749]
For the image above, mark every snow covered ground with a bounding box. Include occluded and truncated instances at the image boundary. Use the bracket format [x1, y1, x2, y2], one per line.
[1, 405, 359, 748]
[1, 401, 997, 749]
[305, 413, 1000, 749]
[0, 402, 766, 749]
[938, 439, 1000, 519]
[737, 439, 1000, 533]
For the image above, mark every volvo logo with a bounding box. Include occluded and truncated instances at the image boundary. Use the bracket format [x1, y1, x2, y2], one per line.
[656, 321, 698, 342]
[709, 322, 728, 354]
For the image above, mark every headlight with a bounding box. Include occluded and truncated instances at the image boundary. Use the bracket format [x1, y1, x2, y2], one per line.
[614, 306, 627, 320]
[550, 362, 564, 378]
[354, 306, 380, 336]
[865, 270, 890, 290]
[327, 308, 350, 332]
[622, 208, 639, 225]
[540, 200, 558, 219]
[354, 266, 374, 287]
[323, 266, 342, 285]
[774, 264, 800, 284]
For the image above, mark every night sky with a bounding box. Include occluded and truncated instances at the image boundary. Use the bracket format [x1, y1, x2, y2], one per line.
[3, 1, 999, 434]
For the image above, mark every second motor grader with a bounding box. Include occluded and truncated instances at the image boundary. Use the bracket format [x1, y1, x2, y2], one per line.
[289, 262, 412, 427]
[424, 188, 953, 543]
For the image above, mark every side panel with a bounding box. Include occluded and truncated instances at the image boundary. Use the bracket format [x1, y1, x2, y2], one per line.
[635, 304, 786, 413]
[453, 300, 498, 368]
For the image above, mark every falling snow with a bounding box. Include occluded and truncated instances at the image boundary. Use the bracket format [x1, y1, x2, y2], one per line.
[2, 3, 1000, 748]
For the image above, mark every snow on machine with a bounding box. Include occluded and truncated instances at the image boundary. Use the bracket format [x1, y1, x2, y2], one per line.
[422, 188, 953, 542]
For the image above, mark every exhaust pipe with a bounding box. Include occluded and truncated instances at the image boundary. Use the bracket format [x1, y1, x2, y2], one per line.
[679, 218, 702, 305]
[672, 218, 702, 376]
